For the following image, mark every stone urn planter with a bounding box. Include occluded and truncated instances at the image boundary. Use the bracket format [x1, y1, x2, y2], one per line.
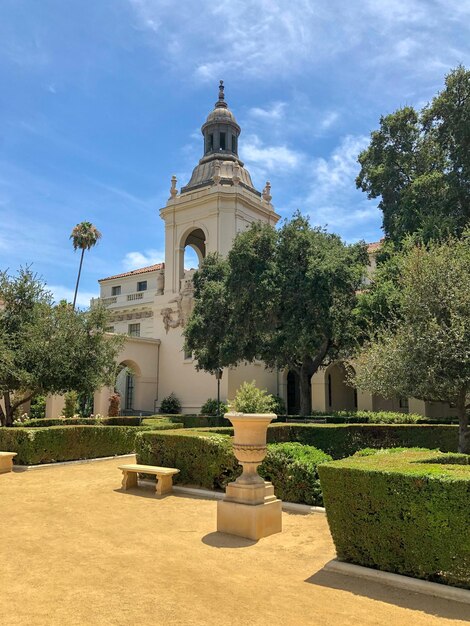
[217, 412, 282, 540]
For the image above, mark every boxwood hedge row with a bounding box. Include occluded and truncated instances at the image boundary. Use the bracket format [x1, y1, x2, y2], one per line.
[265, 423, 459, 458]
[318, 449, 470, 589]
[135, 430, 331, 505]
[0, 423, 182, 465]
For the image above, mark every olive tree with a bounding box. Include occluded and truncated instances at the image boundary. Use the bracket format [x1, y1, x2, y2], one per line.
[0, 267, 123, 426]
[355, 236, 470, 453]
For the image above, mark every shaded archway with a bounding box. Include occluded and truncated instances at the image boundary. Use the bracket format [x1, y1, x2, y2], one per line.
[116, 360, 142, 414]
[179, 227, 207, 284]
[287, 370, 300, 415]
[325, 362, 357, 412]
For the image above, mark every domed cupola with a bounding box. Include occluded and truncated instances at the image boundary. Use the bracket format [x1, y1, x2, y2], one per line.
[181, 81, 259, 196]
[201, 80, 241, 156]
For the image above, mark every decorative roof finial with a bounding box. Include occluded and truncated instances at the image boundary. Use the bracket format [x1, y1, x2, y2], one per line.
[215, 79, 227, 108]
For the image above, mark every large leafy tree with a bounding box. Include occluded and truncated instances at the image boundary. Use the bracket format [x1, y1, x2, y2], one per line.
[0, 267, 123, 426]
[70, 221, 102, 309]
[357, 66, 470, 244]
[185, 214, 367, 415]
[354, 236, 470, 453]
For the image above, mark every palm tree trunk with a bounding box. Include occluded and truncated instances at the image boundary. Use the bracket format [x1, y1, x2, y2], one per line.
[73, 248, 85, 309]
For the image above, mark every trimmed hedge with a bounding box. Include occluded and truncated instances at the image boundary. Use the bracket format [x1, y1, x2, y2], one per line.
[135, 430, 330, 505]
[15, 416, 154, 427]
[265, 423, 459, 458]
[136, 430, 239, 489]
[165, 414, 228, 428]
[0, 423, 183, 465]
[260, 443, 331, 505]
[318, 449, 470, 589]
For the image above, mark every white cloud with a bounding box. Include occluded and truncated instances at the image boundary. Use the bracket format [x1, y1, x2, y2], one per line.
[122, 249, 165, 271]
[49, 284, 98, 309]
[241, 134, 301, 172]
[286, 134, 382, 241]
[319, 111, 339, 131]
[248, 102, 286, 121]
[309, 135, 370, 198]
[127, 0, 464, 82]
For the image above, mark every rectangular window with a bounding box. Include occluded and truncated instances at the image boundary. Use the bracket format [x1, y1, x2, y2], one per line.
[219, 132, 226, 150]
[184, 349, 192, 360]
[111, 285, 121, 296]
[137, 280, 147, 292]
[209, 134, 214, 150]
[399, 397, 409, 411]
[128, 323, 140, 337]
[232, 135, 237, 153]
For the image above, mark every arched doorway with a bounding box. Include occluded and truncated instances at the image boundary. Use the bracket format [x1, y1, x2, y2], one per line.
[325, 362, 357, 412]
[287, 370, 300, 415]
[115, 360, 142, 415]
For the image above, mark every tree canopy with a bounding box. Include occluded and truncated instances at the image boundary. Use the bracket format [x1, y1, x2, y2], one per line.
[357, 66, 470, 244]
[0, 267, 123, 426]
[184, 214, 367, 415]
[354, 236, 470, 452]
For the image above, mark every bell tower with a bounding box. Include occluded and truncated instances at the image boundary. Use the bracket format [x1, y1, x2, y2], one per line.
[160, 81, 280, 295]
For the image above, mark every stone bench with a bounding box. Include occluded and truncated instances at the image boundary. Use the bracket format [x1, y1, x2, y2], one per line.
[0, 452, 17, 474]
[118, 464, 180, 495]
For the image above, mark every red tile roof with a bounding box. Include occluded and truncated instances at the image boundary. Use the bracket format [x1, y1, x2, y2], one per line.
[99, 263, 164, 282]
[367, 240, 384, 253]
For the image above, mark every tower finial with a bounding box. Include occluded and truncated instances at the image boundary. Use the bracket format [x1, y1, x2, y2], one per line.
[215, 80, 227, 108]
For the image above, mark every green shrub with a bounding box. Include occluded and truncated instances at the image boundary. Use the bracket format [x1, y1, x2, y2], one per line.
[0, 426, 140, 464]
[63, 391, 78, 418]
[135, 431, 330, 504]
[318, 449, 470, 589]
[16, 417, 95, 427]
[0, 423, 182, 464]
[136, 430, 239, 489]
[199, 398, 229, 417]
[265, 423, 459, 458]
[260, 443, 331, 505]
[165, 414, 227, 428]
[14, 416, 154, 427]
[29, 395, 46, 419]
[230, 381, 275, 413]
[332, 410, 422, 424]
[159, 393, 181, 414]
[270, 395, 286, 416]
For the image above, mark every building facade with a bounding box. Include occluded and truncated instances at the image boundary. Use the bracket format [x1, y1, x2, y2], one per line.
[47, 83, 455, 419]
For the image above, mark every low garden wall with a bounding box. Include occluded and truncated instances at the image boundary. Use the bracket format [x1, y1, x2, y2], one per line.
[318, 448, 470, 590]
[136, 430, 330, 505]
[0, 423, 182, 465]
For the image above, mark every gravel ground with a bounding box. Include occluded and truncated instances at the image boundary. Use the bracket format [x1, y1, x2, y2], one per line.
[0, 457, 468, 626]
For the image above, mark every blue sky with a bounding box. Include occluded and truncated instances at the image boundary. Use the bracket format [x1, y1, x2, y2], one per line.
[1, 0, 469, 306]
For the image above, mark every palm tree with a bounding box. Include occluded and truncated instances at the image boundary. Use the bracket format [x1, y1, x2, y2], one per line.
[70, 222, 102, 309]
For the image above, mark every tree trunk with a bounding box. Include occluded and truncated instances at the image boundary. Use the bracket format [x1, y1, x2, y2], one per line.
[73, 248, 85, 310]
[0, 402, 5, 427]
[299, 362, 312, 416]
[3, 392, 13, 427]
[456, 391, 469, 454]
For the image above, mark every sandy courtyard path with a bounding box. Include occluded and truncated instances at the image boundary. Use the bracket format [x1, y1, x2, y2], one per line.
[0, 457, 468, 626]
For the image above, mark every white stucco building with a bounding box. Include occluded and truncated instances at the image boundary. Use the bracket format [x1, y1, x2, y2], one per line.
[47, 83, 456, 419]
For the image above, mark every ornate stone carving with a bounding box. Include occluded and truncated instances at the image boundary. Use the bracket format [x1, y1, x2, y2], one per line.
[169, 175, 178, 199]
[262, 181, 272, 203]
[233, 161, 241, 186]
[111, 310, 153, 322]
[161, 275, 195, 333]
[213, 160, 221, 184]
[156, 269, 165, 295]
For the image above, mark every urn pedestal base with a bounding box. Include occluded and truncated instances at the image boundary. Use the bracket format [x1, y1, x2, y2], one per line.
[217, 497, 282, 541]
